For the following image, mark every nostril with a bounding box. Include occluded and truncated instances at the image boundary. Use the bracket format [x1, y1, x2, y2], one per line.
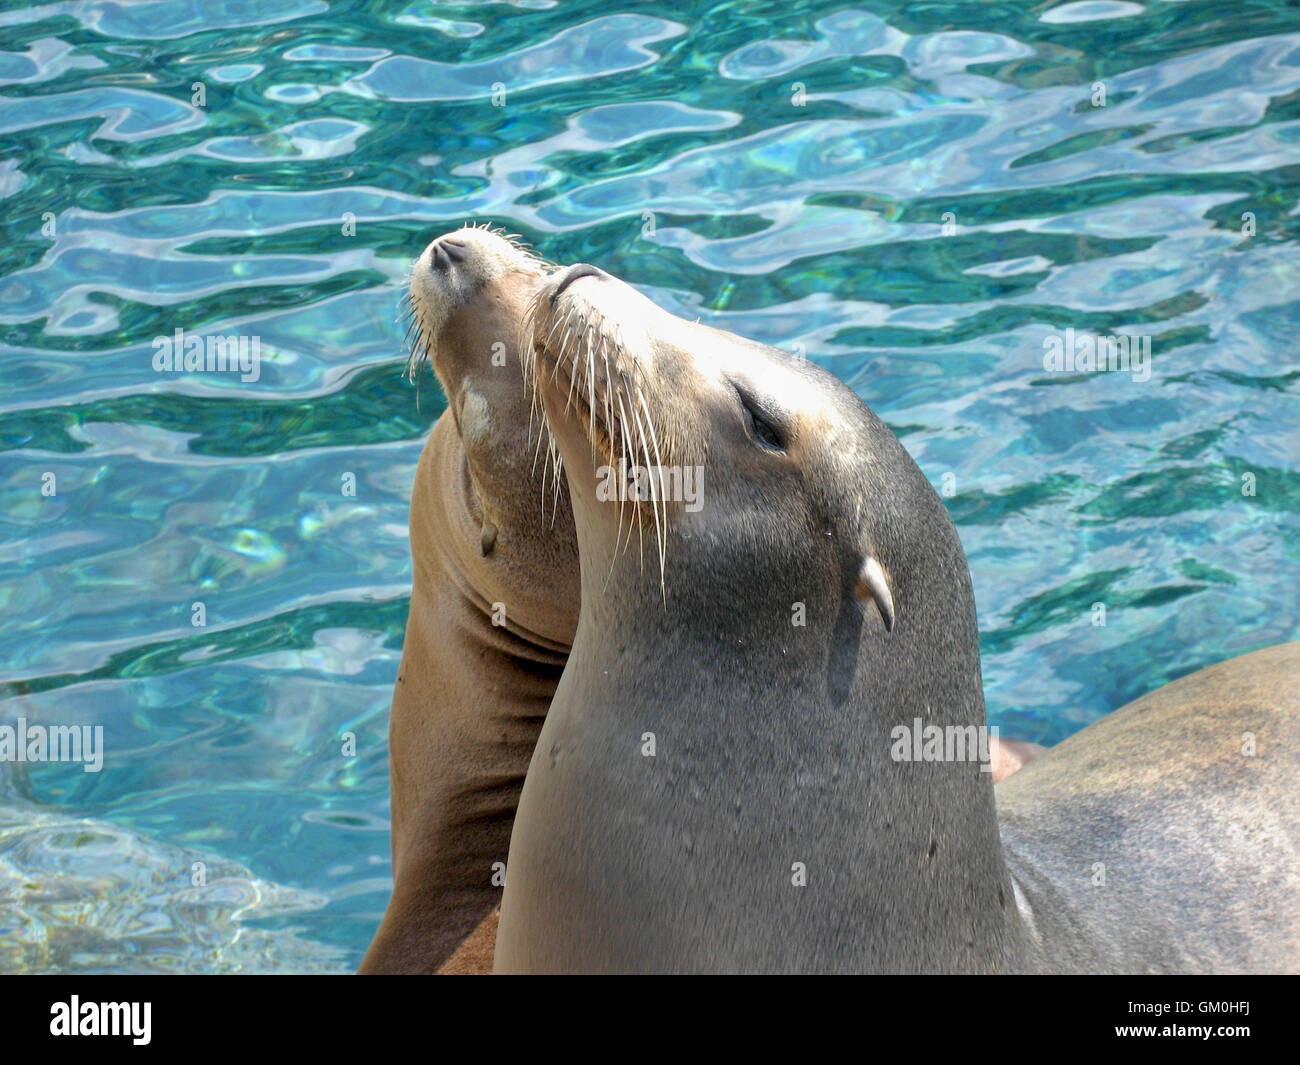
[429, 237, 468, 271]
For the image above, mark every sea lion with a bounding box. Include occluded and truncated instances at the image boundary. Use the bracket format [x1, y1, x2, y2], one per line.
[360, 231, 1040, 974]
[358, 225, 580, 974]
[494, 260, 1300, 973]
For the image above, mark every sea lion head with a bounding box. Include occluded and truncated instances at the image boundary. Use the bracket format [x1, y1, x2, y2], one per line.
[522, 261, 978, 687]
[405, 225, 579, 645]
[407, 224, 551, 489]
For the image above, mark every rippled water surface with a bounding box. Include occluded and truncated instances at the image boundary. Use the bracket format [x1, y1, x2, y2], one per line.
[2, 0, 1297, 972]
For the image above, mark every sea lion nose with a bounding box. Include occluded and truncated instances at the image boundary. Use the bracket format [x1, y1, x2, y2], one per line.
[429, 236, 469, 272]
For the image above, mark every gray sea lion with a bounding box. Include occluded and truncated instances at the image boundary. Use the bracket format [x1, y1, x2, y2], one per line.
[358, 226, 580, 974]
[494, 260, 1300, 974]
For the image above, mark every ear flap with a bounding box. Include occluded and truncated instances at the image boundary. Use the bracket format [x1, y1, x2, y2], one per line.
[855, 556, 895, 632]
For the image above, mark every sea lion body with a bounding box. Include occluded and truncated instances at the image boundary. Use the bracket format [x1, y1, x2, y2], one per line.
[495, 261, 1300, 974]
[999, 640, 1300, 973]
[359, 227, 579, 973]
[497, 263, 1023, 973]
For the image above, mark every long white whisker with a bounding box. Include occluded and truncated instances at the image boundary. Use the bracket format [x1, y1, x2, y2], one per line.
[612, 384, 639, 569]
[636, 388, 668, 597]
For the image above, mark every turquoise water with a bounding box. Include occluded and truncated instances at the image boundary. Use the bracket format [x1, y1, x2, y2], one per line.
[1, 0, 1297, 973]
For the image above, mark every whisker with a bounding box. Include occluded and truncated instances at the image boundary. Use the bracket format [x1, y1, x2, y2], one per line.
[637, 389, 669, 598]
[521, 280, 670, 594]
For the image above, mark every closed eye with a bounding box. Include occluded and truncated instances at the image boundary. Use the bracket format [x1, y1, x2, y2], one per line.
[734, 387, 787, 452]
